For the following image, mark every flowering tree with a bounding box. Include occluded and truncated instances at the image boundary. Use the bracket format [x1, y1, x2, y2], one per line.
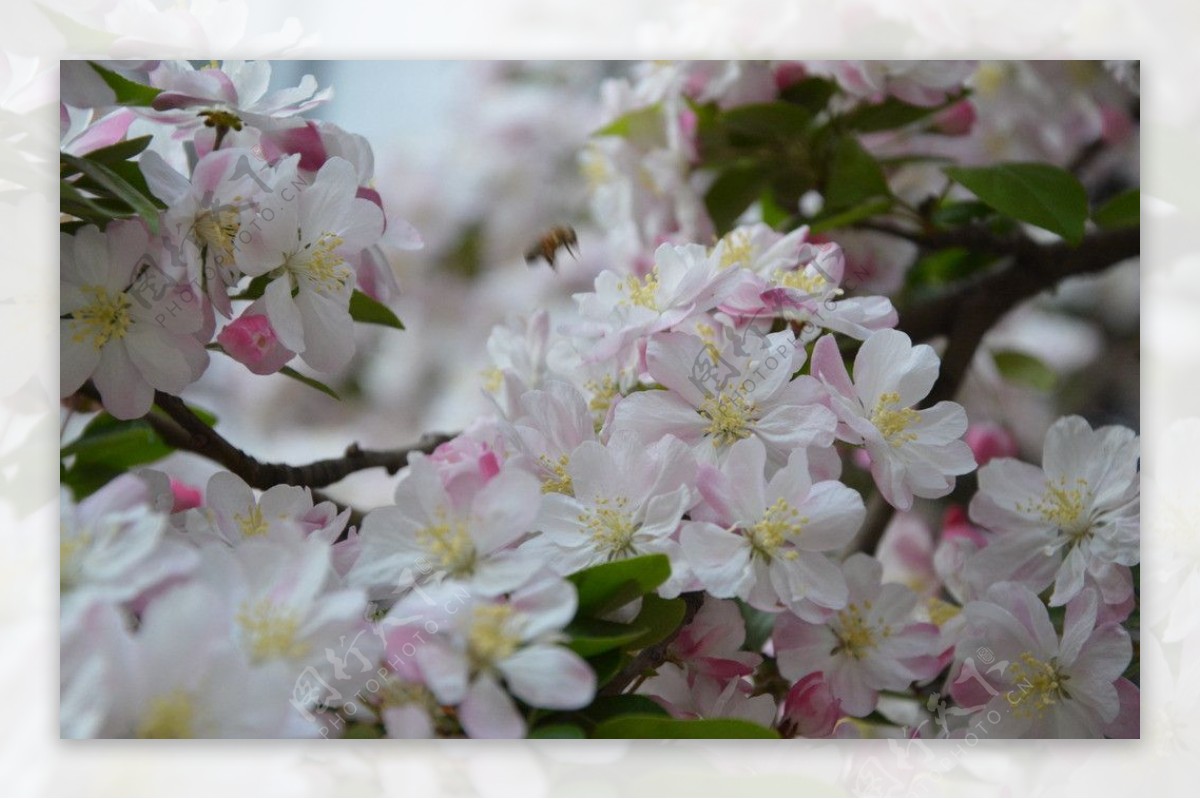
[60, 60, 1140, 739]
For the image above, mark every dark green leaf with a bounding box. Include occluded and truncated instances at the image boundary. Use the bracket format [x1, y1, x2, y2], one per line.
[565, 618, 648, 657]
[839, 94, 962, 133]
[704, 162, 768, 236]
[593, 715, 780, 739]
[61, 414, 172, 468]
[778, 77, 837, 114]
[992, 350, 1058, 392]
[721, 102, 812, 141]
[528, 723, 586, 739]
[585, 649, 626, 687]
[905, 246, 996, 289]
[61, 152, 160, 234]
[568, 554, 671, 617]
[579, 694, 671, 726]
[349, 290, 405, 330]
[61, 461, 126, 500]
[626, 595, 686, 650]
[83, 135, 153, 164]
[1093, 188, 1139, 230]
[88, 61, 162, 106]
[279, 366, 341, 400]
[807, 196, 893, 234]
[824, 135, 890, 212]
[932, 200, 994, 228]
[944, 163, 1088, 245]
[341, 722, 385, 738]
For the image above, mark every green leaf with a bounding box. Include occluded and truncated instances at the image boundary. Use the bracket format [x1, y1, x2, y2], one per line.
[528, 723, 586, 739]
[61, 414, 172, 468]
[721, 102, 812, 141]
[88, 61, 162, 106]
[568, 554, 671, 617]
[349, 290, 405, 330]
[279, 367, 341, 400]
[778, 77, 837, 114]
[807, 196, 893, 234]
[932, 199, 994, 228]
[944, 163, 1088, 245]
[1093, 188, 1139, 230]
[593, 103, 665, 143]
[905, 247, 997, 289]
[340, 722, 385, 738]
[83, 135, 153, 164]
[736, 600, 775, 653]
[626, 595, 686, 651]
[61, 152, 160, 234]
[579, 694, 670, 725]
[565, 618, 648, 657]
[592, 716, 780, 739]
[839, 94, 961, 133]
[823, 135, 889, 211]
[61, 461, 126, 500]
[704, 162, 768, 236]
[992, 350, 1058, 392]
[585, 649, 626, 687]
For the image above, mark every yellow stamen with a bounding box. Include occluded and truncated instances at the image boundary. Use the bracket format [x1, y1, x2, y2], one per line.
[618, 269, 660, 311]
[138, 690, 196, 738]
[747, 498, 806, 561]
[467, 604, 520, 668]
[870, 392, 919, 447]
[579, 496, 638, 560]
[539, 453, 574, 495]
[235, 504, 268, 538]
[287, 232, 350, 294]
[699, 391, 756, 448]
[236, 598, 309, 662]
[70, 285, 133, 350]
[416, 509, 476, 577]
[1007, 651, 1068, 719]
[833, 603, 882, 660]
[717, 229, 754, 269]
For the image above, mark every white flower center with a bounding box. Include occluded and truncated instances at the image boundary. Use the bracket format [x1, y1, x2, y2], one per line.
[579, 496, 639, 560]
[1025, 476, 1092, 540]
[285, 231, 350, 294]
[746, 498, 806, 561]
[194, 205, 241, 262]
[416, 509, 477, 577]
[138, 689, 196, 738]
[869, 392, 919, 447]
[1006, 651, 1069, 719]
[467, 604, 521, 668]
[70, 285, 133, 350]
[235, 504, 268, 538]
[832, 601, 888, 660]
[699, 391, 756, 448]
[538, 453, 573, 496]
[718, 230, 754, 269]
[236, 597, 309, 662]
[617, 269, 659, 310]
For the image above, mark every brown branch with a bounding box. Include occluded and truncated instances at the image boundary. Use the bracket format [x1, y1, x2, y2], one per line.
[146, 390, 456, 491]
[850, 224, 1140, 556]
[599, 591, 705, 697]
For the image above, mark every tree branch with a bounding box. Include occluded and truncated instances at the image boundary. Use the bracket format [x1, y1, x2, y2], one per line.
[146, 390, 456, 491]
[850, 224, 1139, 555]
[598, 591, 705, 697]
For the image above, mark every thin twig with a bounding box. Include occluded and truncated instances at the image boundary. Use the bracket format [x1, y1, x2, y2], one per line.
[150, 392, 456, 490]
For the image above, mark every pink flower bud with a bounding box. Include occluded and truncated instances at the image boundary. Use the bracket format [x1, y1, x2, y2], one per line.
[932, 99, 976, 136]
[781, 673, 842, 738]
[217, 313, 295, 375]
[963, 422, 1018, 467]
[169, 478, 203, 513]
[940, 505, 986, 548]
[1099, 104, 1134, 146]
[773, 62, 808, 91]
[430, 434, 502, 507]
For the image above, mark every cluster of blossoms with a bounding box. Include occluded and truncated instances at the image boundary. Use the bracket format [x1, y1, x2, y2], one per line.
[61, 60, 1140, 739]
[62, 60, 419, 419]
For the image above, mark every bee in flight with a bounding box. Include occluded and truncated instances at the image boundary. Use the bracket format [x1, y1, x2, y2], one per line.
[525, 225, 579, 270]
